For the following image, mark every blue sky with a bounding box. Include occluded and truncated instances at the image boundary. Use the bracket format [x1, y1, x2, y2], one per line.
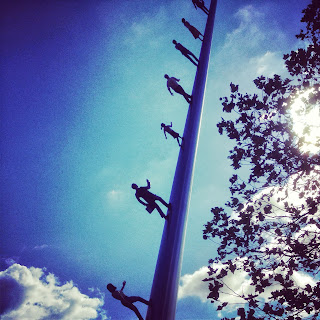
[0, 0, 311, 319]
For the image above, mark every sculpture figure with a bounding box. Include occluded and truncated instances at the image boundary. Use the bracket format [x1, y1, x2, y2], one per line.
[161, 122, 183, 147]
[132, 179, 171, 219]
[107, 281, 150, 320]
[164, 74, 192, 103]
[192, 0, 209, 14]
[172, 40, 199, 66]
[182, 18, 203, 41]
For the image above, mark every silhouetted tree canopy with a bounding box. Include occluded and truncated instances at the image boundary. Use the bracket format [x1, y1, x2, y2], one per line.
[203, 1, 320, 319]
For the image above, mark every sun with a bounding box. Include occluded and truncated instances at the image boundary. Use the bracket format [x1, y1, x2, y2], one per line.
[290, 87, 320, 154]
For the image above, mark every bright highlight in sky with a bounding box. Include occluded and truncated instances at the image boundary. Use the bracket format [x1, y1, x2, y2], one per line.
[290, 87, 320, 154]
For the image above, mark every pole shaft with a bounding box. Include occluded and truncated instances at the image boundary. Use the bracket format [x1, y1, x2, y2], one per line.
[146, 1, 218, 319]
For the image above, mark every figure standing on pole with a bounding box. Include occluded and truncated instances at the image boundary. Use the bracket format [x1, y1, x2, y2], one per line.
[192, 0, 209, 14]
[172, 40, 199, 66]
[132, 179, 171, 219]
[107, 281, 150, 320]
[182, 18, 203, 41]
[164, 74, 192, 103]
[161, 122, 183, 147]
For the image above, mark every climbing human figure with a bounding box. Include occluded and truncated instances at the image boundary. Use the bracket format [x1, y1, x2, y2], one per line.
[172, 40, 199, 66]
[161, 122, 183, 147]
[182, 18, 204, 41]
[192, 0, 209, 14]
[164, 74, 192, 103]
[106, 281, 150, 320]
[132, 179, 171, 219]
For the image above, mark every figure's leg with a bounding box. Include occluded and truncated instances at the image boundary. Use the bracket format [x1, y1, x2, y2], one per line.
[184, 54, 198, 66]
[174, 85, 185, 96]
[177, 136, 183, 147]
[175, 86, 192, 103]
[190, 52, 199, 62]
[121, 300, 144, 320]
[128, 296, 150, 306]
[184, 93, 192, 103]
[154, 203, 166, 219]
[201, 6, 209, 14]
[181, 90, 192, 103]
[155, 196, 169, 208]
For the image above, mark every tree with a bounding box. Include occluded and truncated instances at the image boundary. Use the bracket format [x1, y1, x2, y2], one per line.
[203, 1, 320, 319]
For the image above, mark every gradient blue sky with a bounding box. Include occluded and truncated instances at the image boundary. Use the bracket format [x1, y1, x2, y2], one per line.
[0, 0, 311, 319]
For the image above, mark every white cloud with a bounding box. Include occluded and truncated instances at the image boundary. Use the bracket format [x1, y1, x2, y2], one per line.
[178, 263, 254, 306]
[106, 189, 126, 203]
[0, 264, 108, 320]
[178, 266, 209, 302]
[208, 4, 290, 99]
[33, 244, 49, 251]
[123, 6, 169, 49]
[123, 0, 193, 49]
[250, 51, 286, 77]
[224, 5, 265, 52]
[223, 5, 286, 56]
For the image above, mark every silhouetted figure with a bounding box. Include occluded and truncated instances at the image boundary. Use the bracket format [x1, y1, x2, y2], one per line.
[132, 179, 170, 219]
[182, 18, 203, 41]
[107, 281, 150, 320]
[172, 40, 199, 66]
[192, 0, 209, 14]
[161, 122, 183, 147]
[164, 74, 192, 103]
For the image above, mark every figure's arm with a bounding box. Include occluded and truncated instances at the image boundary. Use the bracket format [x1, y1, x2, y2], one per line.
[163, 130, 167, 139]
[167, 84, 173, 95]
[120, 281, 126, 292]
[169, 122, 172, 127]
[146, 179, 150, 189]
[172, 77, 180, 82]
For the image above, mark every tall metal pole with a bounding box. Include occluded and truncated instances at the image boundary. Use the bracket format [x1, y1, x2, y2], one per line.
[146, 1, 218, 319]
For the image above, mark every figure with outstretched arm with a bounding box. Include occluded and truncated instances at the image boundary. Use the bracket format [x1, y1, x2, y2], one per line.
[172, 40, 199, 66]
[192, 0, 209, 14]
[107, 281, 150, 320]
[182, 18, 203, 41]
[132, 179, 171, 219]
[161, 122, 183, 147]
[164, 74, 192, 103]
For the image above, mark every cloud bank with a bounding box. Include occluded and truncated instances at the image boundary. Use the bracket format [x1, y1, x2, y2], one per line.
[0, 264, 108, 320]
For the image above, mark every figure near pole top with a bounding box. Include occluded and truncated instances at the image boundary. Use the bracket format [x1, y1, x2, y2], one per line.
[192, 0, 209, 15]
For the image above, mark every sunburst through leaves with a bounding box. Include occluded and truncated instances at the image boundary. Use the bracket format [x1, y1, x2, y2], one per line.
[290, 87, 320, 154]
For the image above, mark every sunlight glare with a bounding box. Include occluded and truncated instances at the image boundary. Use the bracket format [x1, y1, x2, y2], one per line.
[290, 88, 320, 154]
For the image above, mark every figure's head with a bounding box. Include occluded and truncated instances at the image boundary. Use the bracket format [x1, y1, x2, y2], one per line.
[107, 283, 116, 293]
[172, 40, 177, 45]
[161, 123, 165, 127]
[131, 183, 138, 190]
[164, 74, 169, 79]
[182, 18, 185, 24]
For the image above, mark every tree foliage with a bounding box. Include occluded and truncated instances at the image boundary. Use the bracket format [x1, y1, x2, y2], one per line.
[203, 1, 320, 319]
